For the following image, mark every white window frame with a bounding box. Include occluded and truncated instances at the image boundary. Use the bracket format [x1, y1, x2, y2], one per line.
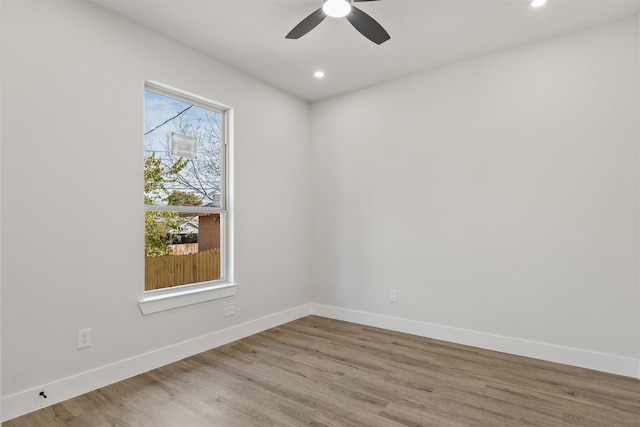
[139, 81, 236, 315]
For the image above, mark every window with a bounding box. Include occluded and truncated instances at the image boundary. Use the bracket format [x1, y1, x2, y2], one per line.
[140, 82, 235, 314]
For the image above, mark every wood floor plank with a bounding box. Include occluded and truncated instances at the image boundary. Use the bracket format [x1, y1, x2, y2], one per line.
[4, 316, 639, 426]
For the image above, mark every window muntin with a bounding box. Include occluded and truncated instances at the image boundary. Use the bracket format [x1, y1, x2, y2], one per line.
[143, 85, 227, 292]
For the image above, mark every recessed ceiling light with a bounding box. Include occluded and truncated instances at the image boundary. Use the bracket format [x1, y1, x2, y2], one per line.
[314, 71, 325, 79]
[530, 0, 548, 8]
[322, 0, 352, 18]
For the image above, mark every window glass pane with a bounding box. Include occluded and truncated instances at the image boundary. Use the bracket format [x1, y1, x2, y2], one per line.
[144, 213, 222, 290]
[144, 90, 223, 208]
[144, 87, 225, 291]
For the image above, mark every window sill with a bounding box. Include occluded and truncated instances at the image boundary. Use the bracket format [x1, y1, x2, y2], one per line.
[139, 282, 238, 315]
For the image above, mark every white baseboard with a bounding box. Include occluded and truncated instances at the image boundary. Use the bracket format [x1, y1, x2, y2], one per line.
[310, 304, 640, 380]
[1, 304, 313, 422]
[5, 302, 638, 421]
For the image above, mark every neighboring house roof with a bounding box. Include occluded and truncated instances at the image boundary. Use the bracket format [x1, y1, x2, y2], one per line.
[203, 194, 221, 208]
[175, 216, 199, 235]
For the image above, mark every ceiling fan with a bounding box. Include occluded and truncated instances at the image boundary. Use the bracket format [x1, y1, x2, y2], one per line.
[286, 0, 390, 45]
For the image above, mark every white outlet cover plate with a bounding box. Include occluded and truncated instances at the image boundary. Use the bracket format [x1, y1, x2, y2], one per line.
[78, 328, 91, 349]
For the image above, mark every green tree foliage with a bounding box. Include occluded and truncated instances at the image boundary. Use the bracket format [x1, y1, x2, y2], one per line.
[167, 190, 202, 207]
[144, 154, 188, 257]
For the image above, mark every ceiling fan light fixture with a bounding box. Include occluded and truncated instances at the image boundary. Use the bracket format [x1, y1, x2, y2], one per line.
[286, 0, 389, 44]
[530, 0, 548, 8]
[322, 0, 352, 18]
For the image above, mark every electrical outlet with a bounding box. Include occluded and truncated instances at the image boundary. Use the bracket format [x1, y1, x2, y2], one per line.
[224, 306, 235, 317]
[78, 328, 91, 349]
[389, 289, 397, 303]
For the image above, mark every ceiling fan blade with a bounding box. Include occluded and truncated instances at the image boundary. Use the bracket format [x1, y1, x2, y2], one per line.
[346, 6, 390, 44]
[286, 8, 326, 39]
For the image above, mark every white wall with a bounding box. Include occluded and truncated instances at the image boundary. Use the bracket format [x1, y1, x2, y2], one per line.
[0, 0, 311, 415]
[0, 0, 3, 419]
[311, 18, 640, 362]
[2, 1, 640, 421]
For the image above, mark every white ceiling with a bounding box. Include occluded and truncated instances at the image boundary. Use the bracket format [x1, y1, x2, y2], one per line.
[93, 0, 640, 102]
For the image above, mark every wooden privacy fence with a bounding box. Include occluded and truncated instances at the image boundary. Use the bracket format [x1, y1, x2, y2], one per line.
[145, 248, 221, 291]
[169, 243, 199, 255]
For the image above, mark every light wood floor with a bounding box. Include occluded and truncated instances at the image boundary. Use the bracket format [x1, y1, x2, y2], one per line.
[4, 315, 640, 426]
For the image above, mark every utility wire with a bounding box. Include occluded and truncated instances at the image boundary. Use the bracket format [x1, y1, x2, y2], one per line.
[144, 105, 194, 135]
